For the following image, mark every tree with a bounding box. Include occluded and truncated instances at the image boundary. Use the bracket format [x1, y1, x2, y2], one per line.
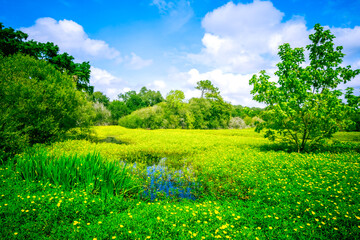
[195, 80, 219, 98]
[92, 91, 110, 107]
[0, 23, 93, 93]
[138, 86, 164, 107]
[249, 24, 360, 152]
[166, 90, 185, 111]
[345, 87, 360, 131]
[0, 54, 93, 160]
[108, 100, 130, 122]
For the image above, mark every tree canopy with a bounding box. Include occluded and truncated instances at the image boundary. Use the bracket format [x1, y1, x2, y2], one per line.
[0, 54, 93, 160]
[249, 24, 360, 152]
[0, 23, 93, 93]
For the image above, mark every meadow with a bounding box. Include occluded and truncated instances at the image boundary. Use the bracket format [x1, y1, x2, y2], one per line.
[1, 126, 360, 239]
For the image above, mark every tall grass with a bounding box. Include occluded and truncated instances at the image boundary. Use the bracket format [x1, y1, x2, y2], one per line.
[13, 148, 135, 197]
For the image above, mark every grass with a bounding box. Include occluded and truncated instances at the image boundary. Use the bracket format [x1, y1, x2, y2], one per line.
[1, 126, 360, 239]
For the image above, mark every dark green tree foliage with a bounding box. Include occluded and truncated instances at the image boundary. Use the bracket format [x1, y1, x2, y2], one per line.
[0, 23, 93, 93]
[118, 81, 232, 129]
[345, 88, 360, 131]
[250, 24, 360, 152]
[91, 91, 110, 107]
[188, 98, 212, 129]
[0, 54, 92, 160]
[118, 87, 164, 112]
[108, 100, 130, 123]
[139, 86, 164, 107]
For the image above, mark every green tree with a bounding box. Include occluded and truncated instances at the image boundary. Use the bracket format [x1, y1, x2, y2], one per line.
[0, 54, 93, 160]
[92, 91, 110, 107]
[139, 86, 164, 107]
[345, 87, 360, 131]
[0, 23, 93, 93]
[195, 80, 219, 98]
[108, 100, 130, 123]
[249, 24, 360, 152]
[166, 90, 185, 111]
[194, 80, 232, 129]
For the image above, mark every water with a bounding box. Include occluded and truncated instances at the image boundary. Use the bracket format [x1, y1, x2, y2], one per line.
[142, 158, 197, 201]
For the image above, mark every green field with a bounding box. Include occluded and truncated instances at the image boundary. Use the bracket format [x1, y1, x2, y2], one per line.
[1, 126, 360, 239]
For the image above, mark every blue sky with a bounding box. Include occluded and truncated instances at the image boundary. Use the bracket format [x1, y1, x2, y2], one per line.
[1, 0, 360, 106]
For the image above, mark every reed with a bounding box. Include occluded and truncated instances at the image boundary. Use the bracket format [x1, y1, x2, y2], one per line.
[14, 148, 135, 197]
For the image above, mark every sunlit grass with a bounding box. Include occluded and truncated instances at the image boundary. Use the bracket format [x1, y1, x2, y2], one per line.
[1, 126, 359, 239]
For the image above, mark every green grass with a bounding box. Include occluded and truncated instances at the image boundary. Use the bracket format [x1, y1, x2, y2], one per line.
[1, 126, 360, 239]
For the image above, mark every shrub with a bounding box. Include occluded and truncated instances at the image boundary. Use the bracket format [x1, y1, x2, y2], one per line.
[0, 54, 92, 161]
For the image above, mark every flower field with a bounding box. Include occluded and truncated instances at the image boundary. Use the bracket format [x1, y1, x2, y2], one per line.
[1, 126, 360, 239]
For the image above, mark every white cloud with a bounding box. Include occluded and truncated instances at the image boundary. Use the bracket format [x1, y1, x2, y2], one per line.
[331, 26, 360, 71]
[188, 1, 310, 74]
[152, 80, 167, 90]
[126, 52, 153, 70]
[90, 67, 122, 86]
[21, 17, 121, 62]
[90, 67, 132, 100]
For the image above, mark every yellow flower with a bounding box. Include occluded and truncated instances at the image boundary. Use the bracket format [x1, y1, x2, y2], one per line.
[112, 236, 116, 239]
[128, 231, 132, 234]
[120, 225, 124, 228]
[14, 233, 18, 235]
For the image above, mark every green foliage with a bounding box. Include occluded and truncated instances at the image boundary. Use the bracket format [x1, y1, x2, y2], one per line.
[14, 148, 136, 197]
[118, 105, 166, 129]
[0, 54, 93, 160]
[118, 87, 164, 113]
[92, 102, 111, 126]
[195, 79, 219, 98]
[0, 23, 93, 93]
[345, 87, 360, 131]
[91, 91, 110, 107]
[108, 100, 130, 123]
[165, 90, 185, 112]
[250, 24, 360, 152]
[118, 82, 233, 129]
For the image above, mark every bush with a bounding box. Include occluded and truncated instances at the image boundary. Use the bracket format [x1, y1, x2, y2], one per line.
[0, 54, 92, 161]
[228, 117, 247, 129]
[92, 102, 111, 126]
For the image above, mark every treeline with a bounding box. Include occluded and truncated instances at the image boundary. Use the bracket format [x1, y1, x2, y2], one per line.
[92, 80, 265, 129]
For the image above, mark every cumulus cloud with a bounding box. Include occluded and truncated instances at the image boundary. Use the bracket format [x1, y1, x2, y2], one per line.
[188, 1, 310, 74]
[148, 80, 167, 90]
[90, 67, 122, 86]
[21, 17, 121, 62]
[90, 67, 132, 100]
[184, 1, 360, 107]
[331, 26, 360, 65]
[126, 52, 153, 70]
